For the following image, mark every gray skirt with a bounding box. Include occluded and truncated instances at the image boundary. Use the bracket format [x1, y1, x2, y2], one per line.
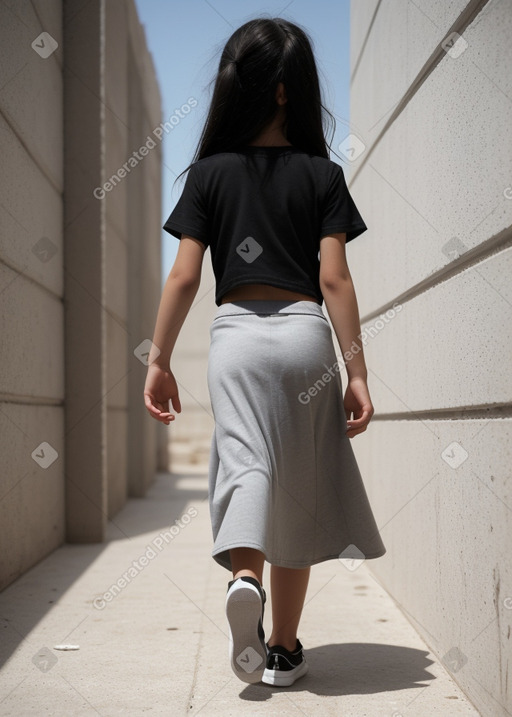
[206, 299, 386, 572]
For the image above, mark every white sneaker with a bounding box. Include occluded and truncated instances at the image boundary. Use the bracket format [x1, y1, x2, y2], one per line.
[225, 576, 267, 684]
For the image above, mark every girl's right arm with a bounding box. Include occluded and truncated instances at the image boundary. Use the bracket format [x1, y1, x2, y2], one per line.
[319, 232, 374, 438]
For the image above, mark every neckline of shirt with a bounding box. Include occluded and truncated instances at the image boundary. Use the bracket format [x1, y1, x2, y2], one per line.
[238, 145, 303, 154]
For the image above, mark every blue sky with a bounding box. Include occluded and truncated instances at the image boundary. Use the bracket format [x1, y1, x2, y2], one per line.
[133, 0, 352, 282]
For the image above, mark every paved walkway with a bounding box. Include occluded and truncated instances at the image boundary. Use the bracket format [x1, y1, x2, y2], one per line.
[0, 470, 481, 716]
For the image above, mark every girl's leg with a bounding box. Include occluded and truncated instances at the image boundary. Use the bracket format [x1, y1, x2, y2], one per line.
[229, 547, 265, 584]
[267, 565, 310, 652]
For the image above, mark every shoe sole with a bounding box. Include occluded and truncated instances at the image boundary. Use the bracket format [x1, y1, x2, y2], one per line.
[262, 658, 309, 686]
[225, 582, 266, 684]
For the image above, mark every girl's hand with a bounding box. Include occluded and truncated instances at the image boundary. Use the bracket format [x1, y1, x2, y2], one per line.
[144, 364, 182, 425]
[344, 377, 374, 438]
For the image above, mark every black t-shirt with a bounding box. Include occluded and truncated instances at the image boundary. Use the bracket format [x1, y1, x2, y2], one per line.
[163, 146, 367, 306]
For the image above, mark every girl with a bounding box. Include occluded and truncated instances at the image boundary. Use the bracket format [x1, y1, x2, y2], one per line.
[144, 17, 386, 688]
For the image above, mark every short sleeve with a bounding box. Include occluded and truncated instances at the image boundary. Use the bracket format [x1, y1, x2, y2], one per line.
[163, 163, 209, 247]
[320, 163, 368, 243]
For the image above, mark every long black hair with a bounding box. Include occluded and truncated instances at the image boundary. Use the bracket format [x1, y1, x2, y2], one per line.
[177, 17, 337, 181]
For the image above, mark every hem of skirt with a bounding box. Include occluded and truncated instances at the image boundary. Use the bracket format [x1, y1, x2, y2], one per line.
[212, 542, 387, 571]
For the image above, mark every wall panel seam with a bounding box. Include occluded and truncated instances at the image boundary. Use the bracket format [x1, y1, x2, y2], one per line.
[0, 257, 64, 302]
[0, 108, 63, 196]
[0, 396, 64, 406]
[350, 0, 383, 86]
[360, 227, 512, 323]
[371, 406, 512, 421]
[349, 0, 492, 188]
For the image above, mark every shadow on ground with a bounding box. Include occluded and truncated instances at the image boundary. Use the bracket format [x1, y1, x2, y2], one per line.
[239, 642, 435, 698]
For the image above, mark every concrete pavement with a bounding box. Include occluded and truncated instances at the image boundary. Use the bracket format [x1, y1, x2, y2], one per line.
[0, 469, 481, 716]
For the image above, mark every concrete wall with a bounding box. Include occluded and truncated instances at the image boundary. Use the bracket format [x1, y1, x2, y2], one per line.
[0, 0, 66, 592]
[349, 2, 511, 715]
[0, 0, 162, 591]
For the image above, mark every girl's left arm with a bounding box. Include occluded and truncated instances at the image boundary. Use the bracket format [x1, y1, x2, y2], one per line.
[144, 236, 207, 424]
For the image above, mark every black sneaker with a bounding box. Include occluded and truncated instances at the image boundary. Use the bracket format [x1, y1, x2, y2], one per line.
[262, 638, 308, 686]
[225, 576, 267, 684]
